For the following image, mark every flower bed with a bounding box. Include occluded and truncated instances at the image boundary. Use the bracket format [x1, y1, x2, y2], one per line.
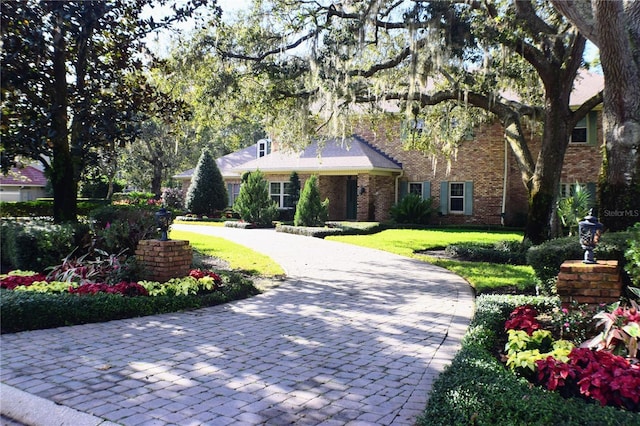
[504, 303, 640, 412]
[0, 269, 258, 333]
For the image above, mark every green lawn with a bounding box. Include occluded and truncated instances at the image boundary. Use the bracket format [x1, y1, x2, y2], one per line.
[327, 228, 536, 293]
[170, 229, 285, 277]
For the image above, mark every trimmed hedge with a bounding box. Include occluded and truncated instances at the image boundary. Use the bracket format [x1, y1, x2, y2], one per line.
[1, 220, 90, 272]
[277, 222, 384, 238]
[418, 295, 639, 425]
[0, 271, 259, 333]
[445, 240, 531, 265]
[526, 232, 633, 282]
[0, 200, 109, 218]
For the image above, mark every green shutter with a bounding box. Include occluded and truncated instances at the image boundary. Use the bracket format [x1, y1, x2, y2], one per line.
[422, 181, 431, 200]
[464, 181, 473, 216]
[587, 111, 598, 146]
[399, 181, 408, 201]
[227, 183, 233, 206]
[440, 182, 448, 214]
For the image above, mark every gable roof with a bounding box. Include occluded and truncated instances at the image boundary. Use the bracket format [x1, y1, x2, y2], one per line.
[0, 166, 47, 187]
[236, 135, 402, 174]
[173, 145, 259, 180]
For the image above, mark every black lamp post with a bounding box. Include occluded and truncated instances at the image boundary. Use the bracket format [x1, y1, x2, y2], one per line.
[155, 207, 171, 241]
[578, 209, 603, 264]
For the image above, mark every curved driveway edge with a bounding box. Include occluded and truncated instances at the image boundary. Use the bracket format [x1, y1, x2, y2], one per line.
[0, 225, 474, 426]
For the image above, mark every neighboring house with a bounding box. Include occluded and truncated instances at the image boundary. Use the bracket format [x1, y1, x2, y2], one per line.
[0, 165, 49, 202]
[176, 72, 604, 225]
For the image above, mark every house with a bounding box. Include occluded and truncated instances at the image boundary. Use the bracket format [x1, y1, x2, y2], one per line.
[0, 165, 49, 202]
[176, 72, 604, 226]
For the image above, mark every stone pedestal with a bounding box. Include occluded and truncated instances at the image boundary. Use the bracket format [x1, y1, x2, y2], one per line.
[135, 240, 192, 283]
[556, 260, 622, 306]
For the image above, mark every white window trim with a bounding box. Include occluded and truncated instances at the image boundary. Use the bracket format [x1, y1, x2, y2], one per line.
[408, 182, 423, 197]
[269, 181, 291, 208]
[570, 117, 588, 144]
[257, 139, 271, 158]
[449, 182, 465, 214]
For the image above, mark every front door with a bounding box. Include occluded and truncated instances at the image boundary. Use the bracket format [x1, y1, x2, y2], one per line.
[346, 177, 357, 220]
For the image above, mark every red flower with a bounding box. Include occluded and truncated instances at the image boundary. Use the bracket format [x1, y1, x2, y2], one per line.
[0, 273, 47, 290]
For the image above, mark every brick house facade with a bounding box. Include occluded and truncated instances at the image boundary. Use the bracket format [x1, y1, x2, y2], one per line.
[175, 73, 603, 226]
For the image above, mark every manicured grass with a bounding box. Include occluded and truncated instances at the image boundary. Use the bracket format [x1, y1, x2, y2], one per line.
[170, 229, 285, 277]
[327, 228, 535, 293]
[420, 257, 535, 293]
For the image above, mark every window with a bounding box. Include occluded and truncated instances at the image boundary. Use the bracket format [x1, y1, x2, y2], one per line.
[570, 116, 587, 143]
[270, 182, 293, 208]
[409, 182, 423, 196]
[439, 181, 473, 215]
[227, 183, 241, 206]
[449, 182, 465, 213]
[560, 182, 596, 207]
[257, 139, 271, 158]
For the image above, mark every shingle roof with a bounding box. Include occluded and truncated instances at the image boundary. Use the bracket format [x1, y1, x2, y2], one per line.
[0, 166, 47, 187]
[236, 135, 402, 173]
[173, 145, 259, 179]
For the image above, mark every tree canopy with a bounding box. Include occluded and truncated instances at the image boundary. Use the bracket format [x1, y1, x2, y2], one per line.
[203, 0, 602, 243]
[1, 0, 211, 222]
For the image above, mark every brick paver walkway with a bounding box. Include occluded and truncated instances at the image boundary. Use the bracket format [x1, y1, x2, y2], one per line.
[0, 225, 474, 425]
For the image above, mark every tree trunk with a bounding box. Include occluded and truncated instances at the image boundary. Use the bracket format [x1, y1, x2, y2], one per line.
[594, 0, 640, 230]
[524, 90, 573, 244]
[50, 8, 77, 223]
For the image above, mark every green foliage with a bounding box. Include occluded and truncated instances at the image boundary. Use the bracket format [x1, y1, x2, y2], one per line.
[161, 187, 185, 210]
[390, 194, 435, 224]
[233, 170, 279, 227]
[80, 177, 125, 199]
[185, 148, 228, 215]
[557, 183, 592, 235]
[294, 175, 329, 227]
[445, 240, 531, 265]
[0, 271, 259, 333]
[526, 232, 632, 282]
[0, 220, 89, 271]
[287, 171, 301, 209]
[625, 223, 640, 286]
[89, 205, 159, 254]
[418, 295, 638, 426]
[0, 200, 109, 218]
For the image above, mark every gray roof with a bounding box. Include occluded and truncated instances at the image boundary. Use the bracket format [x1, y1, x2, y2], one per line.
[173, 145, 259, 180]
[236, 136, 402, 174]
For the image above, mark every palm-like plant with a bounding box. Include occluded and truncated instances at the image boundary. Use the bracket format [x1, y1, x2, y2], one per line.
[557, 183, 592, 236]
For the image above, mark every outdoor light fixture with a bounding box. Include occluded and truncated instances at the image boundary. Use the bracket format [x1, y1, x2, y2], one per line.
[578, 209, 603, 264]
[359, 186, 366, 195]
[155, 207, 172, 241]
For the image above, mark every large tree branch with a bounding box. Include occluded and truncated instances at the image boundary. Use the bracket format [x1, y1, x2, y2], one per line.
[549, 0, 599, 45]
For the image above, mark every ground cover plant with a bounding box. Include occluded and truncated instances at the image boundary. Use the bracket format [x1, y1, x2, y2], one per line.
[418, 295, 640, 425]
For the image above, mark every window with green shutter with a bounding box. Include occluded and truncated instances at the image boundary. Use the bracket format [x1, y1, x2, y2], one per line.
[440, 181, 473, 215]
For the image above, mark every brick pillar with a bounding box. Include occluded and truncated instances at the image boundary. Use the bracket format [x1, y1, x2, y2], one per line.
[135, 240, 192, 283]
[556, 260, 622, 306]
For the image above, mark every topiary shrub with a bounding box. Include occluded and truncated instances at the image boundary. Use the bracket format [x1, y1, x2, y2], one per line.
[294, 175, 329, 227]
[185, 148, 228, 215]
[233, 170, 279, 227]
[390, 194, 434, 224]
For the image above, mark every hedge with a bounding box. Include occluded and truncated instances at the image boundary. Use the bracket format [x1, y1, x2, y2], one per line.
[418, 295, 639, 425]
[0, 271, 259, 333]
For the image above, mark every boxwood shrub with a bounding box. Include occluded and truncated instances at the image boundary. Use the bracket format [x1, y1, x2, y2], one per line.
[0, 219, 90, 272]
[418, 295, 639, 426]
[0, 271, 258, 333]
[526, 231, 633, 282]
[445, 240, 531, 265]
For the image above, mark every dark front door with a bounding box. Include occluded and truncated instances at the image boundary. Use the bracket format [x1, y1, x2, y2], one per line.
[346, 177, 357, 220]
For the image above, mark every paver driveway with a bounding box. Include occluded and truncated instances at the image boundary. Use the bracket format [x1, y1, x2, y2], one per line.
[0, 225, 474, 426]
